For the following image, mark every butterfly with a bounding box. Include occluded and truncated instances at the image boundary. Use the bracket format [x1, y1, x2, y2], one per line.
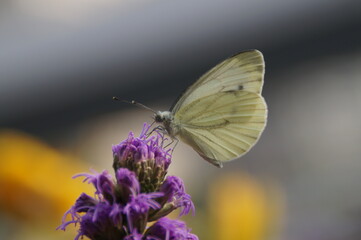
[114, 50, 267, 167]
[152, 50, 267, 168]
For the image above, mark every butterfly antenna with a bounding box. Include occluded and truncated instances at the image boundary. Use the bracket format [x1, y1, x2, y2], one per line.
[112, 97, 156, 113]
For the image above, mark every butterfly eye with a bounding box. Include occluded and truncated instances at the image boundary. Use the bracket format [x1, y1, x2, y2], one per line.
[154, 114, 162, 123]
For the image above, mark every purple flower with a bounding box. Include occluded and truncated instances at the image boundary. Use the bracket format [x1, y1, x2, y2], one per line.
[149, 176, 195, 221]
[112, 123, 172, 192]
[57, 193, 96, 231]
[116, 168, 140, 204]
[73, 193, 98, 213]
[58, 123, 198, 240]
[123, 193, 162, 233]
[74, 170, 115, 203]
[58, 172, 125, 239]
[77, 203, 124, 240]
[145, 218, 199, 240]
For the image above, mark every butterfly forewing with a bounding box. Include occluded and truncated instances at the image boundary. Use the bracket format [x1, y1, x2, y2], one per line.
[171, 50, 264, 113]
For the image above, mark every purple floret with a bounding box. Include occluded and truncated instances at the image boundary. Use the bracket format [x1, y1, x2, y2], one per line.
[145, 217, 198, 240]
[116, 168, 140, 203]
[123, 193, 162, 233]
[159, 176, 195, 216]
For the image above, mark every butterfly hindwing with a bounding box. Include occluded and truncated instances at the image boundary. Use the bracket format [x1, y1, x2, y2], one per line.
[174, 91, 267, 167]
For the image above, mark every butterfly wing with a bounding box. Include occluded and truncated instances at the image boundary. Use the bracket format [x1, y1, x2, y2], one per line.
[173, 91, 267, 167]
[171, 50, 264, 113]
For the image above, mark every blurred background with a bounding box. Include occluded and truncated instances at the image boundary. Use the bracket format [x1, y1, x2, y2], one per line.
[1, 0, 361, 239]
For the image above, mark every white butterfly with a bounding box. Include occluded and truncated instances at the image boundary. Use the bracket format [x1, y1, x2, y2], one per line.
[155, 50, 267, 167]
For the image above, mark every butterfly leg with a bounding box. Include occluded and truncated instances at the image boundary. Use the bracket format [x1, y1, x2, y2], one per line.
[171, 138, 179, 155]
[163, 137, 179, 156]
[147, 125, 172, 148]
[148, 120, 156, 130]
[146, 125, 164, 137]
[164, 138, 173, 148]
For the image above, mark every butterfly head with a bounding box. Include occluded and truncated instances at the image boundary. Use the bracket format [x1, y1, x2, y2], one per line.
[154, 111, 177, 136]
[154, 111, 173, 124]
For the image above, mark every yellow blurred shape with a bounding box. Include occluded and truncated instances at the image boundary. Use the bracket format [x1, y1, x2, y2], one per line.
[0, 129, 94, 223]
[208, 172, 285, 240]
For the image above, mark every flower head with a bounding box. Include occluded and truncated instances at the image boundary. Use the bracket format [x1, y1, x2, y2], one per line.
[112, 123, 172, 192]
[58, 123, 198, 240]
